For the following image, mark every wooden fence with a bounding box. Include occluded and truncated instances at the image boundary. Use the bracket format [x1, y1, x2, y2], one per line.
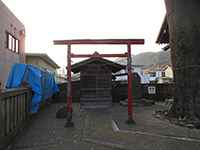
[141, 83, 175, 101]
[54, 82, 175, 103]
[113, 83, 175, 102]
[0, 88, 31, 150]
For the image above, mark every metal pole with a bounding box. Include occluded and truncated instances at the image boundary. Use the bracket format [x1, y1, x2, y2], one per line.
[126, 44, 135, 124]
[65, 44, 74, 127]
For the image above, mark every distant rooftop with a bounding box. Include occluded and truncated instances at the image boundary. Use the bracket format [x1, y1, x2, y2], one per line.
[26, 53, 60, 69]
[143, 64, 171, 73]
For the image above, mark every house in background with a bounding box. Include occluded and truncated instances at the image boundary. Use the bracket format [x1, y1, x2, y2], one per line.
[0, 1, 26, 88]
[143, 64, 173, 83]
[133, 65, 150, 84]
[115, 65, 150, 84]
[57, 68, 67, 83]
[25, 53, 67, 83]
[26, 53, 60, 74]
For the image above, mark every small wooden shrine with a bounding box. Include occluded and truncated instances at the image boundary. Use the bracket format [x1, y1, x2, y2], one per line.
[72, 55, 125, 108]
[54, 39, 145, 126]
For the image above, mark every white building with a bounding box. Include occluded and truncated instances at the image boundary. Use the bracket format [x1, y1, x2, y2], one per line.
[115, 65, 150, 84]
[143, 64, 173, 83]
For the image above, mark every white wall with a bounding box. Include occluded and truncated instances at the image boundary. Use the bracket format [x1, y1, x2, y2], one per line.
[165, 66, 173, 78]
[115, 66, 150, 83]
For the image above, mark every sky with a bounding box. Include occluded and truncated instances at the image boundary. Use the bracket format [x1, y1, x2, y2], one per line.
[2, 0, 166, 70]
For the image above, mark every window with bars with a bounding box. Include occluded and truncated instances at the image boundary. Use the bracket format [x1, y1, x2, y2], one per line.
[7, 32, 20, 53]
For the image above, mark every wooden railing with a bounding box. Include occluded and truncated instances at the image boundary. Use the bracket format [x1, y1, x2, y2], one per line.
[0, 88, 31, 150]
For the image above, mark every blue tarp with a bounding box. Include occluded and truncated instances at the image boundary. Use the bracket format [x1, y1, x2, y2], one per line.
[6, 64, 59, 113]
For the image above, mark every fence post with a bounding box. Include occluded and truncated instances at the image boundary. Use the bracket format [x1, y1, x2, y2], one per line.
[26, 89, 31, 119]
[0, 88, 32, 150]
[0, 94, 4, 148]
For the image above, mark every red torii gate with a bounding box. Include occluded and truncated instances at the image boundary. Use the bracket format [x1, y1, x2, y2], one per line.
[53, 39, 144, 127]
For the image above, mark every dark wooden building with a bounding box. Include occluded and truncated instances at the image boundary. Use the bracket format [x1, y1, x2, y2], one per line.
[72, 57, 125, 109]
[156, 15, 169, 45]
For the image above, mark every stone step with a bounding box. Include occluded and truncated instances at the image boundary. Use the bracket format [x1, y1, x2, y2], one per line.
[81, 101, 112, 109]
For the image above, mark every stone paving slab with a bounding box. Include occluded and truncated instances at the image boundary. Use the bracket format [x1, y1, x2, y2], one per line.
[10, 103, 200, 150]
[13, 141, 114, 150]
[112, 104, 200, 140]
[11, 104, 117, 150]
[78, 104, 200, 150]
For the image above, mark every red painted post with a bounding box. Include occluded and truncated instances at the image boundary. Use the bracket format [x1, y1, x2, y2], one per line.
[67, 44, 72, 112]
[65, 44, 74, 127]
[126, 44, 135, 124]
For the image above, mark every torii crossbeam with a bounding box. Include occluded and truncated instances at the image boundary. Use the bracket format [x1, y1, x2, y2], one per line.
[53, 39, 145, 127]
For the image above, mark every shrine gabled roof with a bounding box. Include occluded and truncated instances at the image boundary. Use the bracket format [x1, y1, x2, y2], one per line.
[72, 57, 125, 73]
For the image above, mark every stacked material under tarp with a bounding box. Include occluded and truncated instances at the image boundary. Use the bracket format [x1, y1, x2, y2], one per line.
[6, 64, 59, 113]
